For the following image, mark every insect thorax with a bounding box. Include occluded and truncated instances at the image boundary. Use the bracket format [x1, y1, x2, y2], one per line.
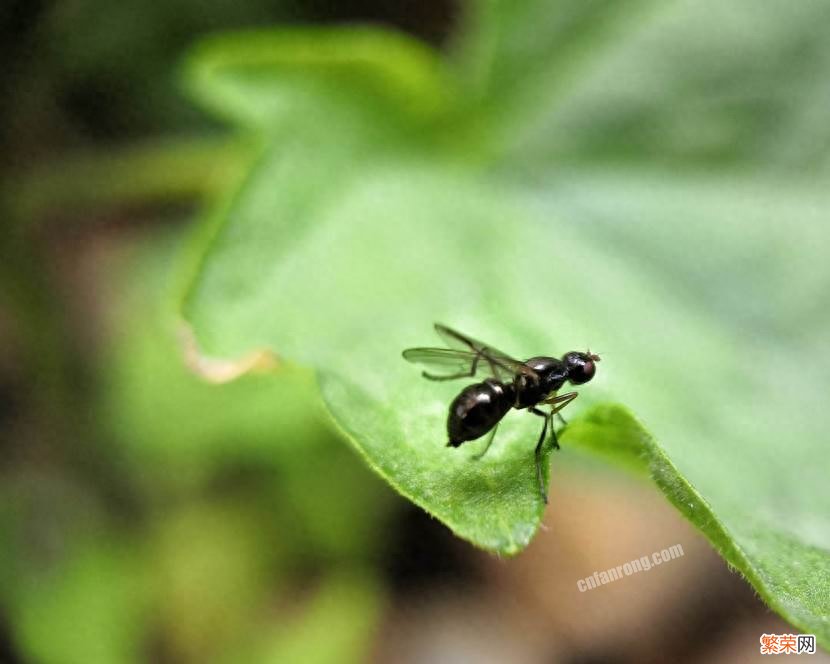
[514, 358, 568, 408]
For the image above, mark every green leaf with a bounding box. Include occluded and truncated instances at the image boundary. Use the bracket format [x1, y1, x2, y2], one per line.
[177, 14, 830, 646]
[451, 0, 662, 154]
[183, 159, 568, 554]
[181, 149, 830, 641]
[149, 500, 282, 661]
[9, 540, 150, 664]
[182, 26, 457, 130]
[533, 170, 830, 643]
[222, 572, 382, 664]
[474, 0, 830, 169]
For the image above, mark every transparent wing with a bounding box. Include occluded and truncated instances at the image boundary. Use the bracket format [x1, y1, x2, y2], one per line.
[433, 324, 537, 378]
[402, 347, 480, 373]
[402, 324, 538, 382]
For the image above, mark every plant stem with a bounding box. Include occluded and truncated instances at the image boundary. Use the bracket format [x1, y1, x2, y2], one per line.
[6, 135, 256, 225]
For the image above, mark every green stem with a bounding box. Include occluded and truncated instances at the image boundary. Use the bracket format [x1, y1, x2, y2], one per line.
[6, 135, 256, 224]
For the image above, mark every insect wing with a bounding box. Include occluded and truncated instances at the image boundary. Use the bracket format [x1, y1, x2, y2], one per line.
[430, 324, 538, 382]
[401, 347, 482, 377]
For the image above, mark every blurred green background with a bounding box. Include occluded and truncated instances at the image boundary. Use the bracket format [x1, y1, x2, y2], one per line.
[2, 1, 829, 662]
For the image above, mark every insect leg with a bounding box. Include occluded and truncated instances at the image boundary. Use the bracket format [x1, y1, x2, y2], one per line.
[549, 424, 560, 451]
[545, 392, 578, 449]
[422, 350, 482, 381]
[472, 423, 499, 460]
[529, 406, 550, 504]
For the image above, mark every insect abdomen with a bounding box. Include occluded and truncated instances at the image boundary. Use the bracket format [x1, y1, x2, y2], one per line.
[447, 379, 515, 447]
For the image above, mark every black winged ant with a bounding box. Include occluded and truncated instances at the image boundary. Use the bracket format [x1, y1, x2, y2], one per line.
[403, 324, 600, 503]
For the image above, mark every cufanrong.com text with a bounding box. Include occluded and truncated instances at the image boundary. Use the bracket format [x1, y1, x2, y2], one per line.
[577, 543, 685, 592]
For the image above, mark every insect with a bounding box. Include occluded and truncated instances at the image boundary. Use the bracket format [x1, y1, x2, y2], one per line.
[402, 323, 600, 503]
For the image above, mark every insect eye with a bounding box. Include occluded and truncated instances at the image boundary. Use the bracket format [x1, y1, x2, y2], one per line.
[563, 351, 596, 385]
[581, 360, 596, 380]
